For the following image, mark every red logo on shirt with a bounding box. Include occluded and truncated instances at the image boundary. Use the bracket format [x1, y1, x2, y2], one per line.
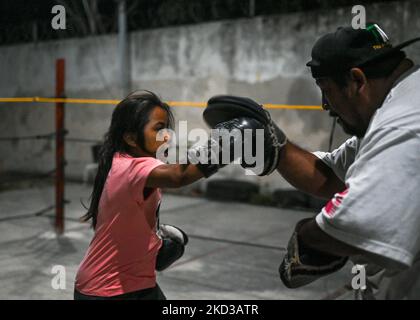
[323, 188, 349, 217]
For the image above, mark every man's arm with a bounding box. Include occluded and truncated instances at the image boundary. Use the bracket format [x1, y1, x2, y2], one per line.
[277, 142, 346, 199]
[276, 142, 363, 259]
[298, 218, 364, 257]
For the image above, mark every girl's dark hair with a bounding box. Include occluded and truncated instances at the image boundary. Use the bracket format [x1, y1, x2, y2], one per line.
[81, 90, 174, 228]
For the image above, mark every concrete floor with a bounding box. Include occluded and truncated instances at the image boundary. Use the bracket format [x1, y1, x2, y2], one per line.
[0, 182, 355, 300]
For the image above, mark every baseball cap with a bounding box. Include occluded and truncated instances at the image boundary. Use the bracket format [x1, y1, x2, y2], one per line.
[307, 23, 420, 78]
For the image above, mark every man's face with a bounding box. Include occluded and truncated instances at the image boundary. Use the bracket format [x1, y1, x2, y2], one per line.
[316, 77, 367, 137]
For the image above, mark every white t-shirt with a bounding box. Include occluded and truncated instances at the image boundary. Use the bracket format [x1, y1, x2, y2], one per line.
[313, 65, 420, 273]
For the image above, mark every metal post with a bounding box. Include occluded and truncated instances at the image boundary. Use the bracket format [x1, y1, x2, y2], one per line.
[249, 0, 255, 17]
[32, 21, 38, 44]
[118, 0, 129, 95]
[55, 59, 65, 235]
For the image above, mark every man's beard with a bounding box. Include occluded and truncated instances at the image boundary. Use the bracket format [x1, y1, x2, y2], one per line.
[329, 110, 365, 138]
[336, 117, 365, 138]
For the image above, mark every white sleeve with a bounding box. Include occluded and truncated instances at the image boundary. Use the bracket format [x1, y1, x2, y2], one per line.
[312, 136, 359, 182]
[315, 127, 420, 270]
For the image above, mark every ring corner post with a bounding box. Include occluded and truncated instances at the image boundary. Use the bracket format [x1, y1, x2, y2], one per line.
[55, 58, 65, 235]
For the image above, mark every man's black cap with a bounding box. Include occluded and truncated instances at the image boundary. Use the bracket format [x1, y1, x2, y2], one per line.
[307, 23, 420, 78]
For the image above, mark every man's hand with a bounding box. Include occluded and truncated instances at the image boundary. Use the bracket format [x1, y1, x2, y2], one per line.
[279, 218, 350, 289]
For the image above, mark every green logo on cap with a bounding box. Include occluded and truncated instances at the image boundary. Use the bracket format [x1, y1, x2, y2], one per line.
[366, 23, 390, 45]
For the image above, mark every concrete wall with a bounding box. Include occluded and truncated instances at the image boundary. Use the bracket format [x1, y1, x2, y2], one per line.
[1, 1, 419, 192]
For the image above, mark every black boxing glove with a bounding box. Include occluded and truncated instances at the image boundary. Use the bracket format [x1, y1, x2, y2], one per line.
[203, 95, 287, 176]
[188, 117, 265, 178]
[279, 218, 348, 288]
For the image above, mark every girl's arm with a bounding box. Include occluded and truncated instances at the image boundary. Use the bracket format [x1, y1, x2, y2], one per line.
[147, 116, 268, 189]
[146, 164, 205, 188]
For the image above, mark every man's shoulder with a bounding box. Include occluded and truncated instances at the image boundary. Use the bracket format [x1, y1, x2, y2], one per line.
[334, 136, 360, 156]
[369, 66, 420, 135]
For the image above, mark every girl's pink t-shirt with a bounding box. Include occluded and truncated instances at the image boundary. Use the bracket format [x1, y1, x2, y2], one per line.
[75, 153, 165, 297]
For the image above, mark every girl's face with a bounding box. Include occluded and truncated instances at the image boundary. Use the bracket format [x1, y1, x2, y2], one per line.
[142, 106, 171, 156]
[124, 106, 171, 158]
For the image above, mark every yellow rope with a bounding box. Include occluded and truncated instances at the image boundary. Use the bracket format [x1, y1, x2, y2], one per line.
[0, 97, 322, 110]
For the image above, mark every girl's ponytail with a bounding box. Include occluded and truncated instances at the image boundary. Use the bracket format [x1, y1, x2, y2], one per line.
[81, 133, 115, 228]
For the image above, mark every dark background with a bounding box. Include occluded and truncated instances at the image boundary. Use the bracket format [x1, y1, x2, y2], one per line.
[0, 0, 402, 45]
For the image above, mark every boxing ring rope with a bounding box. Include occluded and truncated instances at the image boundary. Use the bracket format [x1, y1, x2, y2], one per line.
[0, 58, 326, 235]
[0, 97, 323, 110]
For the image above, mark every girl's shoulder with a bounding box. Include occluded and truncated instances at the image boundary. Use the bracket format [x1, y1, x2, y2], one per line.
[114, 152, 164, 175]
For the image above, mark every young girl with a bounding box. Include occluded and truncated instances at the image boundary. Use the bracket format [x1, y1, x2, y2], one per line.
[74, 91, 265, 300]
[74, 91, 206, 300]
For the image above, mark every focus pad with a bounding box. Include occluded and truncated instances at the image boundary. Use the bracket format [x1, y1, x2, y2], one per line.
[204, 95, 270, 128]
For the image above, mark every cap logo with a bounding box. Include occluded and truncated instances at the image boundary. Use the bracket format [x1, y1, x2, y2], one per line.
[366, 23, 390, 45]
